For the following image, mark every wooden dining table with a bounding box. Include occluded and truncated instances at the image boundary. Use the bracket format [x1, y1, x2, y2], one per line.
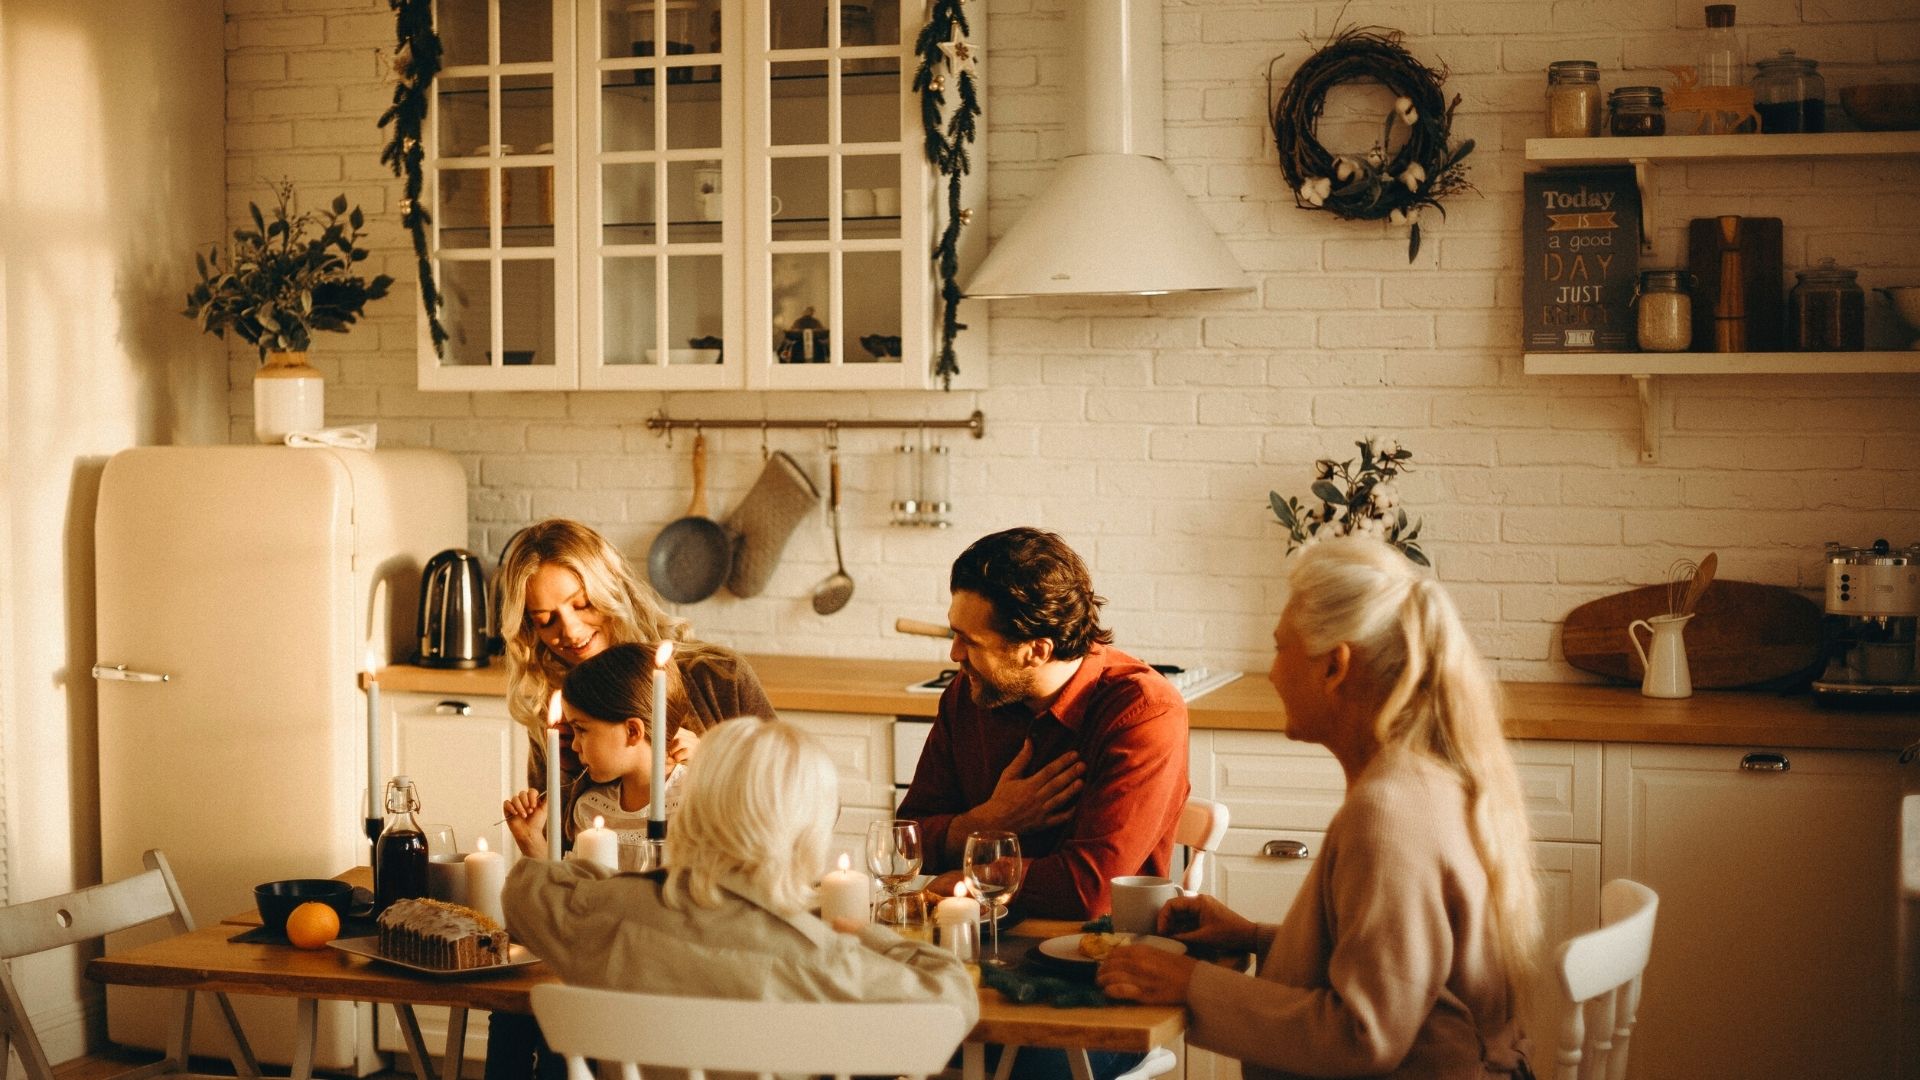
[86, 871, 1187, 1080]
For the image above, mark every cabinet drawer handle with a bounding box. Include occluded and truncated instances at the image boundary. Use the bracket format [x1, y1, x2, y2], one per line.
[1740, 752, 1790, 772]
[1261, 840, 1311, 859]
[434, 700, 473, 715]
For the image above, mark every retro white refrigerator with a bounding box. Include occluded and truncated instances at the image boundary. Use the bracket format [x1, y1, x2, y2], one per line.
[94, 446, 468, 1073]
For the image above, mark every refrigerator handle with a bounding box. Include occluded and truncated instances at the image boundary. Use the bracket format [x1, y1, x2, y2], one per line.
[91, 664, 171, 684]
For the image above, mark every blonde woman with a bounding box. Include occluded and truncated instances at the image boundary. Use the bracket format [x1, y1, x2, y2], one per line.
[503, 718, 980, 1019]
[1097, 537, 1540, 1080]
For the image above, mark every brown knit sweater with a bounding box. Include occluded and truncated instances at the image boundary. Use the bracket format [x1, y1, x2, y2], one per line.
[1185, 747, 1530, 1079]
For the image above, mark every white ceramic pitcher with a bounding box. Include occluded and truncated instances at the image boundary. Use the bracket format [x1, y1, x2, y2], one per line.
[1628, 613, 1694, 698]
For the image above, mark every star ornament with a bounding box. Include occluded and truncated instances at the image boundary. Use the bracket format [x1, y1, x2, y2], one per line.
[937, 24, 979, 77]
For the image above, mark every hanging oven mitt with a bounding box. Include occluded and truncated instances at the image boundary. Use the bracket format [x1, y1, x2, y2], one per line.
[724, 451, 819, 597]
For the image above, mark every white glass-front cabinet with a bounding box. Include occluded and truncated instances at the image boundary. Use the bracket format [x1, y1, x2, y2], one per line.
[422, 0, 985, 391]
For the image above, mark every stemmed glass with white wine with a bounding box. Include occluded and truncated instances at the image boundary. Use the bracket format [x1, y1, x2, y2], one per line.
[867, 819, 924, 930]
[962, 830, 1023, 966]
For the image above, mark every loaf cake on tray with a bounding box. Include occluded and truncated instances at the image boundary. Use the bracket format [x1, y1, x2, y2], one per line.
[376, 898, 511, 970]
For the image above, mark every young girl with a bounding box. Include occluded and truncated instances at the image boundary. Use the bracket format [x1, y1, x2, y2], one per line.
[504, 643, 695, 869]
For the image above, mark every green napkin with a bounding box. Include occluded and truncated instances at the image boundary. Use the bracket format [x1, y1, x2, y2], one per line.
[981, 963, 1113, 1008]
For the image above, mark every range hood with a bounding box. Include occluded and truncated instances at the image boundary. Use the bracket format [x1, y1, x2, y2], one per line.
[963, 0, 1247, 299]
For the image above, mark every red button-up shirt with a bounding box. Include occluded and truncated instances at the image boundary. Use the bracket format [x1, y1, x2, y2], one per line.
[897, 643, 1191, 920]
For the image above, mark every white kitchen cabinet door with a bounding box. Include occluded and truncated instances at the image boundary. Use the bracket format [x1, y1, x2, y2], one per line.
[1601, 743, 1908, 1080]
[783, 708, 895, 810]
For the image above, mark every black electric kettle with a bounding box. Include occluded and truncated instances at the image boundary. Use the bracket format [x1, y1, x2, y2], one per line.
[417, 549, 490, 668]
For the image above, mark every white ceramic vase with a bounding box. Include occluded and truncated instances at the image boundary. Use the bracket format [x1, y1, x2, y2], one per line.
[254, 351, 324, 444]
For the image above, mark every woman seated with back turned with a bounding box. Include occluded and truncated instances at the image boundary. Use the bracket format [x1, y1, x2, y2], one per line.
[1097, 537, 1541, 1079]
[503, 716, 980, 1023]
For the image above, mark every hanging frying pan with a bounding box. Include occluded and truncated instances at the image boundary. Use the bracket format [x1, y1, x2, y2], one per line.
[647, 432, 733, 603]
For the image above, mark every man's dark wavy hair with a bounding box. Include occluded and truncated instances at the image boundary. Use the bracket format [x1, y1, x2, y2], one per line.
[949, 527, 1113, 661]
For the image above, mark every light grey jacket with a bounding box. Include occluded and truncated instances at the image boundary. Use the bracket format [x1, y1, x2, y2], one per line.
[502, 857, 979, 1025]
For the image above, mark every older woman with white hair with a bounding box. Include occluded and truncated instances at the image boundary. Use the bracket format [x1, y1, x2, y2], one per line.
[503, 716, 979, 1019]
[1097, 537, 1541, 1079]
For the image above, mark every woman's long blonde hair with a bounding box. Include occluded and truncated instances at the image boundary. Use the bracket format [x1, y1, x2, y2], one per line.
[1285, 537, 1541, 993]
[495, 519, 723, 784]
[665, 717, 839, 917]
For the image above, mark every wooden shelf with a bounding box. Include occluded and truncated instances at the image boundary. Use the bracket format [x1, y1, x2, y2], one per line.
[1525, 129, 1920, 165]
[1523, 351, 1920, 376]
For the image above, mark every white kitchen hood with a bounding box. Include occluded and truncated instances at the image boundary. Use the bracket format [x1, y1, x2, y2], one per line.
[963, 0, 1247, 299]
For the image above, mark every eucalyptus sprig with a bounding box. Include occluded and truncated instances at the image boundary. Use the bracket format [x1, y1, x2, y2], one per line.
[1270, 437, 1429, 566]
[183, 181, 393, 360]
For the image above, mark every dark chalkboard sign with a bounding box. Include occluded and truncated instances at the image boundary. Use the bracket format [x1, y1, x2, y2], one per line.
[1522, 167, 1641, 352]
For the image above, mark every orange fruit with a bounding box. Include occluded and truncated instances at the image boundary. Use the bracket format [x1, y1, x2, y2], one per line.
[285, 901, 340, 949]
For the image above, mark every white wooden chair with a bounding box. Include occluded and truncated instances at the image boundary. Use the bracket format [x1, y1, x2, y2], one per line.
[0, 849, 259, 1080]
[531, 984, 968, 1080]
[1552, 878, 1659, 1080]
[1175, 796, 1230, 896]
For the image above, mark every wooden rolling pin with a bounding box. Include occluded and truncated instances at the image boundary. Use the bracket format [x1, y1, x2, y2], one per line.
[895, 617, 954, 639]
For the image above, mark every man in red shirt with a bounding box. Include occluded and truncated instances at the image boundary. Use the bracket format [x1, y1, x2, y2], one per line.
[900, 527, 1191, 920]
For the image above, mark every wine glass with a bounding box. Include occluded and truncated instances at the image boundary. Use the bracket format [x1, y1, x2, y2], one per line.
[962, 830, 1023, 966]
[866, 819, 924, 900]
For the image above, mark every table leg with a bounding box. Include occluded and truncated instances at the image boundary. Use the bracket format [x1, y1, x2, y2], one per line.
[991, 1045, 1019, 1080]
[393, 1004, 438, 1080]
[288, 999, 317, 1080]
[1066, 1048, 1095, 1080]
[962, 1041, 987, 1080]
[441, 1007, 470, 1080]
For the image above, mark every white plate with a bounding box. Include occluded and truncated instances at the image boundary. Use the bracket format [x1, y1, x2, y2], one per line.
[1035, 933, 1186, 964]
[327, 935, 540, 979]
[644, 348, 723, 365]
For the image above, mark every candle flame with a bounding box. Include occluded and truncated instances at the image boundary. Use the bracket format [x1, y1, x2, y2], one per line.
[836, 852, 850, 872]
[476, 837, 490, 853]
[547, 689, 564, 723]
[364, 646, 379, 676]
[593, 815, 606, 829]
[654, 640, 675, 668]
[955, 881, 969, 898]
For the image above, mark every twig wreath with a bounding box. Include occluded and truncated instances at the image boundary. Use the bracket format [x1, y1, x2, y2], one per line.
[377, 0, 448, 354]
[911, 0, 981, 390]
[1269, 26, 1475, 262]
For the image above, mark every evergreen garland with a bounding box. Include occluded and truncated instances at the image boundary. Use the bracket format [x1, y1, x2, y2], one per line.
[377, 0, 448, 354]
[910, 1, 981, 390]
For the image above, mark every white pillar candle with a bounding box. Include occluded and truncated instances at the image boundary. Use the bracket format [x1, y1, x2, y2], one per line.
[935, 880, 982, 926]
[546, 690, 564, 860]
[365, 649, 381, 819]
[820, 852, 872, 925]
[464, 837, 507, 927]
[650, 642, 673, 829]
[575, 815, 619, 873]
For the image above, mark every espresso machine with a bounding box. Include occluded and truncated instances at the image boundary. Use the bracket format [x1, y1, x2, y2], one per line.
[1813, 539, 1920, 702]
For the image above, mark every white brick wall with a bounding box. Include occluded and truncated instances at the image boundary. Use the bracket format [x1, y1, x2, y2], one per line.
[223, 0, 1920, 679]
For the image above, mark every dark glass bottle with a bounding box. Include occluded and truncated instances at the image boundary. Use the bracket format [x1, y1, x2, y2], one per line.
[375, 775, 429, 911]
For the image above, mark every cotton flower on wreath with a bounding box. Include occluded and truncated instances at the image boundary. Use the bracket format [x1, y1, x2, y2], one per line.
[1270, 438, 1429, 566]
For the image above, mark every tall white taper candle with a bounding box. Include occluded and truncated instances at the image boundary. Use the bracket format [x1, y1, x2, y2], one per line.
[650, 642, 674, 828]
[546, 690, 564, 859]
[365, 648, 381, 819]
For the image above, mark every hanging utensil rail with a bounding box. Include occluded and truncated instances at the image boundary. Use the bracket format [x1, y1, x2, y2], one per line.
[646, 410, 985, 440]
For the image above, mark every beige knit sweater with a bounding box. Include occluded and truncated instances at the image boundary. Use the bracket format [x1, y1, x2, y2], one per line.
[1185, 746, 1530, 1079]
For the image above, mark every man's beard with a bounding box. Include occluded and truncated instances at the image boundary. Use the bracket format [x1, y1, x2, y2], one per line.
[966, 663, 1033, 709]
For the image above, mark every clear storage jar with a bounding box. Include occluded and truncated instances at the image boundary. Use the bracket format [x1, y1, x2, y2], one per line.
[1634, 270, 1695, 351]
[1752, 48, 1826, 133]
[1608, 86, 1667, 137]
[1546, 61, 1603, 137]
[1789, 258, 1865, 351]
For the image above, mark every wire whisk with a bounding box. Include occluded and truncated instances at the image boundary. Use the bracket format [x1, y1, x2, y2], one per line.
[1666, 558, 1699, 617]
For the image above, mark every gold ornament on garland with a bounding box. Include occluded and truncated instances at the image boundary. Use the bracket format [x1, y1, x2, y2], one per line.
[1268, 26, 1475, 262]
[912, 0, 981, 389]
[377, 0, 448, 354]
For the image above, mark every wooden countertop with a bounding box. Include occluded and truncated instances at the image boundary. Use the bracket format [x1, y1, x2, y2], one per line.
[378, 656, 1920, 753]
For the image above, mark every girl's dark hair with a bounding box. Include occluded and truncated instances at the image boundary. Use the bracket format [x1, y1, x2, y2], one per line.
[562, 642, 683, 740]
[949, 527, 1113, 660]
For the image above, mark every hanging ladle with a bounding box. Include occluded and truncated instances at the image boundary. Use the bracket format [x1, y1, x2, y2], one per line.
[811, 426, 855, 615]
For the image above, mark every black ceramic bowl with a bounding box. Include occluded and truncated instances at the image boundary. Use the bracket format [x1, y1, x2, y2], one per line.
[254, 879, 354, 935]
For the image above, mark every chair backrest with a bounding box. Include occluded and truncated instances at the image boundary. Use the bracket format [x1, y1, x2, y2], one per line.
[0, 850, 257, 1080]
[1175, 797, 1229, 895]
[1552, 878, 1659, 1080]
[531, 984, 968, 1080]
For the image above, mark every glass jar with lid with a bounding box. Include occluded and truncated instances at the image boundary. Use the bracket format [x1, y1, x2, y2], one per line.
[1752, 48, 1825, 133]
[1789, 258, 1865, 351]
[1608, 86, 1666, 137]
[1633, 270, 1695, 351]
[1546, 60, 1602, 137]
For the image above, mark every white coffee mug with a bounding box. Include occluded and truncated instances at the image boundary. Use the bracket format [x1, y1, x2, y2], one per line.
[873, 186, 900, 216]
[843, 188, 875, 217]
[1110, 875, 1180, 935]
[770, 194, 784, 218]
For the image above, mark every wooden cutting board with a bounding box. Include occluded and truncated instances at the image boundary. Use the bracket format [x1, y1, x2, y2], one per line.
[1561, 580, 1825, 689]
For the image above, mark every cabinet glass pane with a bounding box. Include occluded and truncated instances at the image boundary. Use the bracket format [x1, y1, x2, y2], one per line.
[871, 0, 899, 47]
[844, 251, 901, 363]
[503, 166, 555, 245]
[603, 163, 657, 244]
[667, 255, 724, 362]
[771, 60, 828, 146]
[500, 261, 555, 367]
[773, 0, 828, 50]
[437, 167, 487, 248]
[601, 76, 658, 152]
[665, 159, 722, 233]
[438, 2, 487, 67]
[772, 156, 828, 239]
[439, 261, 494, 366]
[843, 153, 897, 239]
[664, 76, 724, 151]
[500, 1, 553, 64]
[603, 257, 659, 364]
[437, 75, 490, 158]
[842, 61, 899, 144]
[771, 252, 831, 363]
[500, 75, 554, 152]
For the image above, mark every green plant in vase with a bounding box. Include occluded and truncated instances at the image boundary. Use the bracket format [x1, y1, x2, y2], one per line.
[183, 180, 392, 443]
[1270, 437, 1430, 567]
